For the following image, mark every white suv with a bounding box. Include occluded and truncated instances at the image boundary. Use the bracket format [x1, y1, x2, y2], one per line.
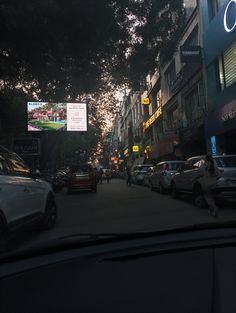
[0, 147, 57, 236]
[171, 155, 236, 207]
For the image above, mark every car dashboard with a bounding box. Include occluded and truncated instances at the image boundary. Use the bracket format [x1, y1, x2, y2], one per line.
[1, 226, 236, 313]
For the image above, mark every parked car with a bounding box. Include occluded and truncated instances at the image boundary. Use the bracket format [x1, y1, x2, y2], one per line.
[150, 161, 185, 194]
[67, 164, 97, 194]
[143, 166, 155, 187]
[171, 155, 236, 207]
[132, 164, 153, 185]
[0, 147, 57, 236]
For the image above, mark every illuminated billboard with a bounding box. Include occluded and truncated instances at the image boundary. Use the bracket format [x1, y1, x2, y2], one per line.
[27, 102, 87, 132]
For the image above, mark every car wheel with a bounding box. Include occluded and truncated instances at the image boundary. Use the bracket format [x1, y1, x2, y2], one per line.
[41, 197, 57, 230]
[194, 185, 206, 208]
[171, 183, 179, 199]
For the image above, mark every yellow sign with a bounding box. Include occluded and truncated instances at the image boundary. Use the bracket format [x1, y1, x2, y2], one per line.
[124, 148, 129, 156]
[143, 107, 162, 131]
[132, 146, 139, 152]
[142, 97, 150, 105]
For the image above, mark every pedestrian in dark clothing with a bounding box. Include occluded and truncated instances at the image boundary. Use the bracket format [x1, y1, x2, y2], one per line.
[98, 168, 103, 184]
[105, 169, 111, 183]
[198, 155, 221, 217]
[126, 165, 132, 186]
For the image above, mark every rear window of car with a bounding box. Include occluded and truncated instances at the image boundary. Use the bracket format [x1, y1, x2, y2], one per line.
[70, 165, 91, 174]
[167, 162, 185, 170]
[140, 166, 151, 171]
[215, 156, 236, 168]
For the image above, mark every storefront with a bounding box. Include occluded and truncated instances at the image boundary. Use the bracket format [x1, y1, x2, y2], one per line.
[205, 99, 236, 154]
[201, 0, 236, 154]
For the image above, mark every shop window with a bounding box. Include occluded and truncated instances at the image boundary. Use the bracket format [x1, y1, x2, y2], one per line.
[218, 40, 236, 91]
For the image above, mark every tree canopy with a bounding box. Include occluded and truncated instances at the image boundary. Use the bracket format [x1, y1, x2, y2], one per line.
[0, 0, 186, 165]
[0, 0, 185, 99]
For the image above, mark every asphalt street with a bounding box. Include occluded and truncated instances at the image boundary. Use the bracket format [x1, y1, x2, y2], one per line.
[3, 178, 236, 253]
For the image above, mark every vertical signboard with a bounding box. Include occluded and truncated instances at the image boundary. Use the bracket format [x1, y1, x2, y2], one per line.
[211, 136, 217, 156]
[67, 103, 87, 131]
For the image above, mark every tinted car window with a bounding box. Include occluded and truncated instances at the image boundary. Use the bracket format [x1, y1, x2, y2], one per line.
[0, 156, 10, 175]
[71, 165, 91, 174]
[8, 156, 31, 176]
[215, 156, 236, 168]
[168, 163, 185, 171]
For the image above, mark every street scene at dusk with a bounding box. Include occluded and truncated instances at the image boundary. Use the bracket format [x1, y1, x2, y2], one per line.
[0, 0, 236, 312]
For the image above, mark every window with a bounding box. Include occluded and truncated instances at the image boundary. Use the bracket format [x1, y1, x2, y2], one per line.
[218, 40, 236, 90]
[166, 104, 178, 130]
[184, 87, 200, 125]
[164, 61, 176, 98]
[183, 25, 199, 46]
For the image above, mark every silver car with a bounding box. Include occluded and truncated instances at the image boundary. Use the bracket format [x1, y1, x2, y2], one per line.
[132, 164, 153, 185]
[214, 155, 236, 197]
[150, 161, 185, 194]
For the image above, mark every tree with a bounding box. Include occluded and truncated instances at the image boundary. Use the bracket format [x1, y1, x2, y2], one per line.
[0, 0, 186, 157]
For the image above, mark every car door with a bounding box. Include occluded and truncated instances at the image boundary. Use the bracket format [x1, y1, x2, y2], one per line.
[0, 155, 30, 224]
[8, 155, 45, 217]
[174, 162, 189, 190]
[179, 162, 199, 191]
[152, 165, 160, 188]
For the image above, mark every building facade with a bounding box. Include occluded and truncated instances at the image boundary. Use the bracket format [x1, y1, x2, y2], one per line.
[201, 0, 236, 154]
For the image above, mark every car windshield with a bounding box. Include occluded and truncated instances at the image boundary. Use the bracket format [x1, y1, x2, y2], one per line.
[1, 0, 236, 258]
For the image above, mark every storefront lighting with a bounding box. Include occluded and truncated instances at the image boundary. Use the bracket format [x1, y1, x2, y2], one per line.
[224, 0, 236, 33]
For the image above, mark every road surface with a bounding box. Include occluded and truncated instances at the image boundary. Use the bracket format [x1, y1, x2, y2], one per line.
[2, 179, 236, 252]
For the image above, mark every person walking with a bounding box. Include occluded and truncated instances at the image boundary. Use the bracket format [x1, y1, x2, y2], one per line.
[199, 155, 221, 217]
[126, 165, 132, 187]
[105, 169, 111, 183]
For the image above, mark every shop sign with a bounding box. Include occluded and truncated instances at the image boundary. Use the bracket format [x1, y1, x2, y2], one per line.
[142, 97, 150, 105]
[143, 107, 162, 131]
[180, 46, 202, 63]
[224, 0, 236, 33]
[13, 138, 40, 155]
[124, 148, 129, 156]
[221, 108, 236, 123]
[132, 146, 139, 152]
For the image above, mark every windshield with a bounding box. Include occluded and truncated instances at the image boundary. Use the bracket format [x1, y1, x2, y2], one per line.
[1, 0, 236, 258]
